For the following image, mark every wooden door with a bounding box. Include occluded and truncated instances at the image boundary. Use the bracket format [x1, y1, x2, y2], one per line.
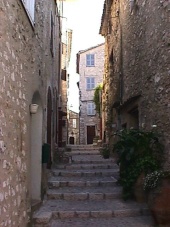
[69, 137, 74, 144]
[87, 126, 95, 144]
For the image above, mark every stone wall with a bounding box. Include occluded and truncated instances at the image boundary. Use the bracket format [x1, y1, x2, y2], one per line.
[0, 0, 60, 226]
[78, 44, 105, 144]
[100, 0, 170, 163]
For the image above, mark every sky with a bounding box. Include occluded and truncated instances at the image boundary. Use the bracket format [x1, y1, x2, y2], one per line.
[62, 0, 105, 112]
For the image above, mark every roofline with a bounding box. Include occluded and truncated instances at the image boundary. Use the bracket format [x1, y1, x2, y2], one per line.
[77, 42, 105, 55]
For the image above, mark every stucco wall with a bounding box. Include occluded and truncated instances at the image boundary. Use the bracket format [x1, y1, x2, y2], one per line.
[0, 0, 60, 226]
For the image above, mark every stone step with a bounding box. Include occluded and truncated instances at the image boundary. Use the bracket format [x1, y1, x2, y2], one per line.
[49, 216, 153, 227]
[48, 176, 117, 188]
[46, 186, 122, 200]
[72, 156, 115, 165]
[67, 150, 100, 155]
[67, 145, 99, 150]
[71, 154, 114, 162]
[54, 163, 118, 170]
[33, 199, 150, 225]
[51, 168, 119, 177]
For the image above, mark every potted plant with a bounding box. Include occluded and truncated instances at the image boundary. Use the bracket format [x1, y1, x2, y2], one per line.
[144, 170, 170, 225]
[100, 143, 110, 159]
[113, 129, 164, 201]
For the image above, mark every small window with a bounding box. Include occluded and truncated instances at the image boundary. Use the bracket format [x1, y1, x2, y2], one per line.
[21, 0, 35, 23]
[86, 77, 95, 90]
[73, 119, 76, 128]
[87, 102, 96, 116]
[86, 54, 95, 66]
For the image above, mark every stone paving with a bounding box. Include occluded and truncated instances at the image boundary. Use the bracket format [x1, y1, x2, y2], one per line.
[33, 145, 154, 227]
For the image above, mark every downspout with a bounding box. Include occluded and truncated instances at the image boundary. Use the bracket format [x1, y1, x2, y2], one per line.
[117, 0, 123, 130]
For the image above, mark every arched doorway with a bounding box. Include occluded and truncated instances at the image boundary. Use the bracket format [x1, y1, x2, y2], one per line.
[30, 91, 43, 201]
[47, 87, 52, 168]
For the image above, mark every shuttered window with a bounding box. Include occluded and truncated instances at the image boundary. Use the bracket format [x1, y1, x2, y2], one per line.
[87, 102, 96, 116]
[86, 54, 95, 66]
[86, 77, 95, 90]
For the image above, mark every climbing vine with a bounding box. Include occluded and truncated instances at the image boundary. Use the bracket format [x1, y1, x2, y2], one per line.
[93, 84, 103, 115]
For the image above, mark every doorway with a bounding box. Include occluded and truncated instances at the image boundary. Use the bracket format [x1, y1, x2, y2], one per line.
[87, 125, 95, 144]
[69, 136, 75, 144]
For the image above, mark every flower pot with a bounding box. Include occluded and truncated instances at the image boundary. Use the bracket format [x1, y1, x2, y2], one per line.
[148, 179, 170, 225]
[134, 172, 147, 203]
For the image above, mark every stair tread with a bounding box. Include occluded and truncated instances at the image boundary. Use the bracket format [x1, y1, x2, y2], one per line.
[49, 176, 117, 182]
[47, 186, 122, 194]
[35, 199, 149, 212]
[54, 163, 118, 170]
[50, 216, 153, 227]
[52, 168, 119, 174]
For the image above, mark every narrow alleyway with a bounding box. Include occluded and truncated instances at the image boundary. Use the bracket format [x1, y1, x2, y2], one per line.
[33, 146, 153, 227]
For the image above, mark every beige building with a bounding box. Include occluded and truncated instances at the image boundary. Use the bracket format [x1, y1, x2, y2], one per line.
[0, 0, 62, 226]
[100, 0, 170, 164]
[68, 110, 79, 145]
[76, 43, 105, 145]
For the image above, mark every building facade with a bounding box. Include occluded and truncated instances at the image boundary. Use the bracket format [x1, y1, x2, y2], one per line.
[0, 0, 62, 226]
[100, 0, 170, 164]
[58, 29, 72, 147]
[68, 110, 79, 145]
[76, 43, 105, 145]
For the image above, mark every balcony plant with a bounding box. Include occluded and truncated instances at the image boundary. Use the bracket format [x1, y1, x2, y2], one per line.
[143, 170, 170, 225]
[113, 129, 164, 200]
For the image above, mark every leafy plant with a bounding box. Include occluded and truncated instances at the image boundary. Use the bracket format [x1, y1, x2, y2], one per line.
[100, 143, 110, 158]
[113, 129, 164, 200]
[93, 84, 102, 115]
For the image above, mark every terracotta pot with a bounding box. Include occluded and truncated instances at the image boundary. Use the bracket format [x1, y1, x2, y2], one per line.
[134, 172, 147, 203]
[148, 179, 170, 225]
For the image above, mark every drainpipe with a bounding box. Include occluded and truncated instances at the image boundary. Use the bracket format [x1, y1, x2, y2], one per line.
[117, 0, 124, 130]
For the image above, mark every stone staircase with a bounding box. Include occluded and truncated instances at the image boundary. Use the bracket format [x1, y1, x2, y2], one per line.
[33, 145, 153, 227]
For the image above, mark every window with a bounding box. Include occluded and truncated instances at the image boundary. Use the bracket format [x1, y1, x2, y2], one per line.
[21, 0, 35, 23]
[87, 102, 96, 115]
[86, 54, 95, 66]
[73, 119, 76, 128]
[86, 77, 95, 90]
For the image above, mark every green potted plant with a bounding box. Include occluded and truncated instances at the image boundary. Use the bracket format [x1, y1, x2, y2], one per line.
[113, 129, 164, 200]
[100, 143, 110, 159]
[143, 170, 170, 225]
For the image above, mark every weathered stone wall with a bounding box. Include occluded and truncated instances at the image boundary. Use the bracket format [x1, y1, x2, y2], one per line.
[100, 0, 170, 163]
[78, 44, 105, 144]
[0, 0, 60, 226]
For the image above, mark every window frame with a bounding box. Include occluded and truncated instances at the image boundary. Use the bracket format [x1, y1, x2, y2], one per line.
[87, 102, 96, 116]
[86, 77, 95, 90]
[86, 54, 95, 67]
